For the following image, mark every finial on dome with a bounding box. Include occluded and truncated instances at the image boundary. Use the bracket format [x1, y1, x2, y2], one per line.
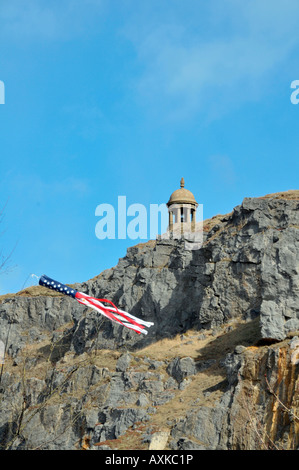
[180, 177, 185, 188]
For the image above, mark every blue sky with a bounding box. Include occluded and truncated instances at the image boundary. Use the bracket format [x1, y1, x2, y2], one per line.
[1, 0, 299, 294]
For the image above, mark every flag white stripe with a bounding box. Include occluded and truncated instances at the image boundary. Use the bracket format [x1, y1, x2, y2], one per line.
[76, 296, 148, 334]
[78, 293, 154, 328]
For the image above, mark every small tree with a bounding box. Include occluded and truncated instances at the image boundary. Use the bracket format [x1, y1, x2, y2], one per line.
[0, 201, 17, 386]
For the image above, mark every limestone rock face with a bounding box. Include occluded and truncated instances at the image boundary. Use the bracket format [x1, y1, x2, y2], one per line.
[78, 194, 299, 346]
[0, 192, 299, 450]
[169, 339, 299, 450]
[1, 194, 299, 355]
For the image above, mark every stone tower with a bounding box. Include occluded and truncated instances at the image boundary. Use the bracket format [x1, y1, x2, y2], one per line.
[167, 178, 198, 236]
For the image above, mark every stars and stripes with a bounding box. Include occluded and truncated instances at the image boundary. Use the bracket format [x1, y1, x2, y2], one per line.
[39, 274, 154, 335]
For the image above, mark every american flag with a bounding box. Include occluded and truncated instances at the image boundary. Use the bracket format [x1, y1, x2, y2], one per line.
[39, 274, 154, 335]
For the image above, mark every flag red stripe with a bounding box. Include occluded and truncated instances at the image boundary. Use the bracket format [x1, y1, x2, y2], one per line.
[96, 297, 145, 330]
[74, 292, 144, 334]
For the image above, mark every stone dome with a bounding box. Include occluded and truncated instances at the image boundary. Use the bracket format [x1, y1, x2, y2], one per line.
[167, 178, 198, 207]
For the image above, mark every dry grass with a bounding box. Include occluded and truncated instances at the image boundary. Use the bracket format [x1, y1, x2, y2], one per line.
[136, 317, 261, 363]
[0, 285, 65, 301]
[203, 213, 230, 233]
[134, 330, 209, 362]
[258, 190, 299, 200]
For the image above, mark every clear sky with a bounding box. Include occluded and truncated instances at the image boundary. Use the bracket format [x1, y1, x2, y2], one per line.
[0, 0, 299, 294]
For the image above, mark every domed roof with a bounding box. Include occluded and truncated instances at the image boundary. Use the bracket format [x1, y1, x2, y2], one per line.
[167, 178, 198, 206]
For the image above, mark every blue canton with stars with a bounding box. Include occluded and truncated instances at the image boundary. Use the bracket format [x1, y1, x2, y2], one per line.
[39, 274, 77, 298]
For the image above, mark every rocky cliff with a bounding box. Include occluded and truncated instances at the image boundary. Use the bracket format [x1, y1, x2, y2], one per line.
[0, 191, 298, 450]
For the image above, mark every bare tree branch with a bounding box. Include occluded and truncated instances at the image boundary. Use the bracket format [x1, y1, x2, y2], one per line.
[0, 200, 17, 275]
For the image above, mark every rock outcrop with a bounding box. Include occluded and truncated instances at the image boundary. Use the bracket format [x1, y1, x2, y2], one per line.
[0, 191, 298, 450]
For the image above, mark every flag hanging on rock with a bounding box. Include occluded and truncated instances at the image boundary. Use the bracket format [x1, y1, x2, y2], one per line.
[39, 274, 154, 335]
